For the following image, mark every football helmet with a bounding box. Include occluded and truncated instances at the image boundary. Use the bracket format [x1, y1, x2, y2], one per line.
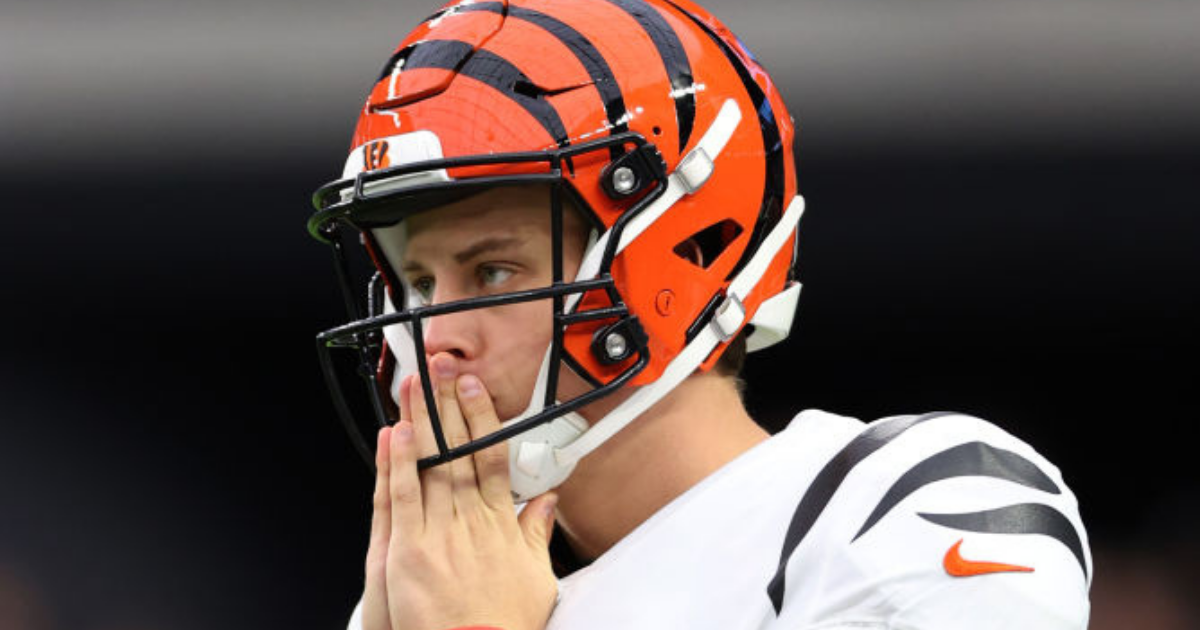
[310, 0, 805, 501]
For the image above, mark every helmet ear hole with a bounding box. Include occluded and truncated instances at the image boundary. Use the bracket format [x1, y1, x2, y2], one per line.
[673, 219, 744, 270]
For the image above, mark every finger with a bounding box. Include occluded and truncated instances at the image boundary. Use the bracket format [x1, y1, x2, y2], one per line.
[517, 492, 558, 554]
[405, 373, 452, 521]
[369, 427, 393, 552]
[430, 354, 481, 505]
[362, 427, 392, 630]
[388, 418, 424, 538]
[457, 374, 513, 510]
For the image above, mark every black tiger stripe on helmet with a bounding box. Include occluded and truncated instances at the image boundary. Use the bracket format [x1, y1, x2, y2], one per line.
[382, 38, 573, 147]
[604, 0, 697, 153]
[449, 2, 633, 138]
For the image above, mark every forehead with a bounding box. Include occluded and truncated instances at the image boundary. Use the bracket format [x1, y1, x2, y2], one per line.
[404, 185, 553, 247]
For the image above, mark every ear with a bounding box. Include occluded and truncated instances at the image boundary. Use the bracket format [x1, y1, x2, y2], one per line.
[674, 237, 704, 268]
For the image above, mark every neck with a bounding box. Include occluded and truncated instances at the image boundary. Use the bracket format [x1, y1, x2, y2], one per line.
[552, 372, 768, 561]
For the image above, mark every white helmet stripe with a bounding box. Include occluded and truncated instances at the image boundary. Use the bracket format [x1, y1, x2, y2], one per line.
[567, 98, 744, 310]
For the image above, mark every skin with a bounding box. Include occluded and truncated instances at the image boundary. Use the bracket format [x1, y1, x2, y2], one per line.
[363, 370, 559, 630]
[364, 185, 769, 630]
[396, 186, 589, 422]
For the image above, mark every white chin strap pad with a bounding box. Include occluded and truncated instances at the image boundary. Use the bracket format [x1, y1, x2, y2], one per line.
[503, 346, 591, 502]
[506, 412, 589, 502]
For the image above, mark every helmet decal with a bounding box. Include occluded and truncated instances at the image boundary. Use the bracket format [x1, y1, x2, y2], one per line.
[362, 140, 391, 172]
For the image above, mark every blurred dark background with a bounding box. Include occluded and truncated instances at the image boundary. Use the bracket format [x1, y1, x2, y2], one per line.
[2, 0, 1197, 628]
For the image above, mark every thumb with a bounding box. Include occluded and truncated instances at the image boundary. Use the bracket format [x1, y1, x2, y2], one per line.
[519, 492, 558, 551]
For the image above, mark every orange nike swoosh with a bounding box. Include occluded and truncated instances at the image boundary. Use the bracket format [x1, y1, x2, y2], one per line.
[943, 538, 1035, 577]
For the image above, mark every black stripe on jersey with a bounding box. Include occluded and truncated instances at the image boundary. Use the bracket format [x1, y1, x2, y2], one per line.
[920, 503, 1089, 578]
[765, 412, 956, 615]
[451, 3, 632, 139]
[853, 441, 1062, 542]
[669, 4, 787, 282]
[398, 40, 571, 147]
[603, 0, 696, 152]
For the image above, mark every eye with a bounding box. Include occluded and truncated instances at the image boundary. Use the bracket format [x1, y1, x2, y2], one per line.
[478, 264, 515, 288]
[408, 276, 434, 305]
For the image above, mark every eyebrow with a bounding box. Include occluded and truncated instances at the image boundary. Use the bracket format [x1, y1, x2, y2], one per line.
[402, 236, 525, 272]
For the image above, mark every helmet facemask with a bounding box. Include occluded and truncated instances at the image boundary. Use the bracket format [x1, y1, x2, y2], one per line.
[311, 132, 667, 499]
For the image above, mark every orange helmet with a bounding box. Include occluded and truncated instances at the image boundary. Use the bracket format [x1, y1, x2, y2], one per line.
[310, 0, 805, 500]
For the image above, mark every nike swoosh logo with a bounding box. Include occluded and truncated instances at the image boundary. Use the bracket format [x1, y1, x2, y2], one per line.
[944, 538, 1035, 577]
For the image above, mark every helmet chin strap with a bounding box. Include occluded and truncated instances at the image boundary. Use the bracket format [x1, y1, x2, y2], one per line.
[507, 194, 806, 502]
[505, 100, 747, 501]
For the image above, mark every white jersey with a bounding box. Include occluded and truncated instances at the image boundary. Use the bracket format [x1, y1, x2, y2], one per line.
[349, 410, 1091, 630]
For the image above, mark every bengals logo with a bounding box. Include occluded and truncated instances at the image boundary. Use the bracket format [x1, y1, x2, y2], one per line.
[362, 140, 390, 171]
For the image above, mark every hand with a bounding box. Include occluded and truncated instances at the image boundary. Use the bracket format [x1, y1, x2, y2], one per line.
[361, 353, 559, 630]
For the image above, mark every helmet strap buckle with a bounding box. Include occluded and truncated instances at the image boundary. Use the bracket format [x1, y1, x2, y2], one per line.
[676, 146, 715, 194]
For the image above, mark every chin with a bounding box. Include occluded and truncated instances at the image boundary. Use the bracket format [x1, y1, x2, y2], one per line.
[486, 375, 542, 423]
[490, 394, 524, 424]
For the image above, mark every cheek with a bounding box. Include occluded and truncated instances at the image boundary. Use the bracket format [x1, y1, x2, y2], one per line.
[492, 299, 555, 353]
[481, 300, 556, 415]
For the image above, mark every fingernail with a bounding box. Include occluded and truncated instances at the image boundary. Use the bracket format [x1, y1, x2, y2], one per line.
[458, 374, 482, 398]
[543, 494, 558, 517]
[395, 420, 413, 441]
[433, 356, 457, 379]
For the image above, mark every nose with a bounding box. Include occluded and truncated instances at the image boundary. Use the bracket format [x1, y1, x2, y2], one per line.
[419, 296, 479, 361]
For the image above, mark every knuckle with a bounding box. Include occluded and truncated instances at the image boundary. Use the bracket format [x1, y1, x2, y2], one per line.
[446, 430, 470, 448]
[391, 540, 431, 571]
[460, 505, 492, 533]
[364, 553, 387, 578]
[372, 484, 390, 509]
[420, 466, 450, 487]
[463, 396, 494, 419]
[478, 445, 508, 471]
[389, 482, 421, 506]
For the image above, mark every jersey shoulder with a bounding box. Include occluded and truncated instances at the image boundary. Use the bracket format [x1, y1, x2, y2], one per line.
[771, 412, 1091, 630]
